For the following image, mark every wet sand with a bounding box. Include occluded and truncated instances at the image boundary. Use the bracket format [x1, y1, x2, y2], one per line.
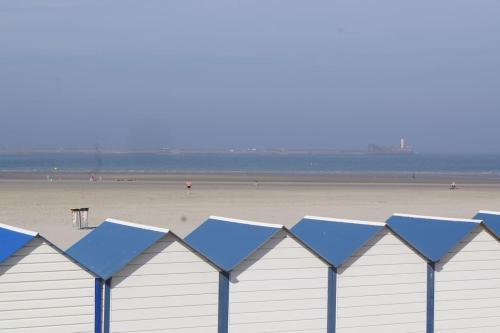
[0, 173, 499, 249]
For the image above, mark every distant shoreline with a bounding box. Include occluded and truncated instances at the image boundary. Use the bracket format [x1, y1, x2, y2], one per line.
[0, 149, 413, 155]
[1, 170, 499, 184]
[2, 147, 498, 155]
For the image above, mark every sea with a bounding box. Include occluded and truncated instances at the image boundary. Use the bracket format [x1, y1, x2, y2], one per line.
[1, 152, 500, 179]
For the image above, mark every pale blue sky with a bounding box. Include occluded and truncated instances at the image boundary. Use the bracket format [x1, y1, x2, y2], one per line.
[1, 0, 499, 152]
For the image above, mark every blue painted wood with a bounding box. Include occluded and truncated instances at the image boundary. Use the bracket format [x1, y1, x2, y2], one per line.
[327, 267, 337, 333]
[427, 262, 435, 333]
[104, 279, 111, 333]
[387, 215, 478, 262]
[218, 272, 230, 333]
[67, 221, 167, 279]
[474, 212, 500, 239]
[0, 226, 36, 263]
[95, 278, 103, 333]
[185, 218, 282, 271]
[292, 218, 383, 268]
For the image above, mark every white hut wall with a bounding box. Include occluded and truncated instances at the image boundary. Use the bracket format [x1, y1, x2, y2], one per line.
[434, 227, 500, 333]
[336, 229, 428, 333]
[0, 237, 96, 333]
[109, 234, 219, 333]
[228, 230, 329, 333]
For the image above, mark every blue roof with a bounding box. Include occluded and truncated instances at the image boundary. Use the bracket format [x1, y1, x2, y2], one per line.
[473, 211, 500, 239]
[184, 217, 283, 271]
[66, 219, 169, 279]
[0, 224, 38, 263]
[291, 217, 385, 268]
[386, 214, 480, 262]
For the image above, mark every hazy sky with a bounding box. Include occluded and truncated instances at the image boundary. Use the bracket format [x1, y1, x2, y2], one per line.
[1, 0, 499, 152]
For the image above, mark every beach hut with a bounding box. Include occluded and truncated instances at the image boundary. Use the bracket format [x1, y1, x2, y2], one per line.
[0, 223, 98, 333]
[66, 218, 221, 333]
[291, 216, 428, 333]
[387, 213, 500, 333]
[185, 216, 330, 333]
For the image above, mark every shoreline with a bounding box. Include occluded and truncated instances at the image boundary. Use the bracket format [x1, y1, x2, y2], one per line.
[1, 170, 500, 184]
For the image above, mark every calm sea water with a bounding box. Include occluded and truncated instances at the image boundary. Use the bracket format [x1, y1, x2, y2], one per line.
[1, 152, 500, 175]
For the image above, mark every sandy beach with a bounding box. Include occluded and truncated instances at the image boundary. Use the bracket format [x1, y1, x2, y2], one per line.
[0, 172, 499, 249]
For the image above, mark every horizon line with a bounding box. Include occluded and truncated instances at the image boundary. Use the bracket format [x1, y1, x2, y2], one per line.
[0, 148, 499, 155]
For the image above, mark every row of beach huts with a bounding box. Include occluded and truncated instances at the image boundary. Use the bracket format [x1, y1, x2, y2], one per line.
[0, 211, 499, 333]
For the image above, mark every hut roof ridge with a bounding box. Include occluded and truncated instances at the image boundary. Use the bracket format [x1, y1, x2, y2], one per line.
[386, 214, 480, 262]
[473, 211, 500, 239]
[291, 217, 385, 268]
[0, 223, 38, 263]
[66, 219, 170, 279]
[185, 216, 284, 271]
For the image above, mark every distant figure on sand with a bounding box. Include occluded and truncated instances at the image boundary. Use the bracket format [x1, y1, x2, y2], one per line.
[450, 181, 457, 190]
[186, 180, 192, 190]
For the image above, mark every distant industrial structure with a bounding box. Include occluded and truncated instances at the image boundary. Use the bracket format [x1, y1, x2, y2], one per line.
[368, 137, 414, 154]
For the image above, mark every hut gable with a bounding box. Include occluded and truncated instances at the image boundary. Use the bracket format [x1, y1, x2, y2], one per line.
[185, 216, 283, 272]
[186, 216, 330, 333]
[433, 224, 500, 332]
[386, 214, 481, 262]
[291, 216, 385, 268]
[109, 233, 220, 332]
[229, 229, 329, 332]
[474, 210, 500, 239]
[67, 218, 220, 333]
[0, 224, 96, 333]
[66, 218, 169, 279]
[0, 223, 37, 263]
[387, 213, 499, 333]
[292, 217, 428, 333]
[336, 228, 428, 333]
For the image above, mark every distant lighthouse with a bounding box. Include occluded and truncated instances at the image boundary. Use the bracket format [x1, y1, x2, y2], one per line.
[400, 137, 405, 150]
